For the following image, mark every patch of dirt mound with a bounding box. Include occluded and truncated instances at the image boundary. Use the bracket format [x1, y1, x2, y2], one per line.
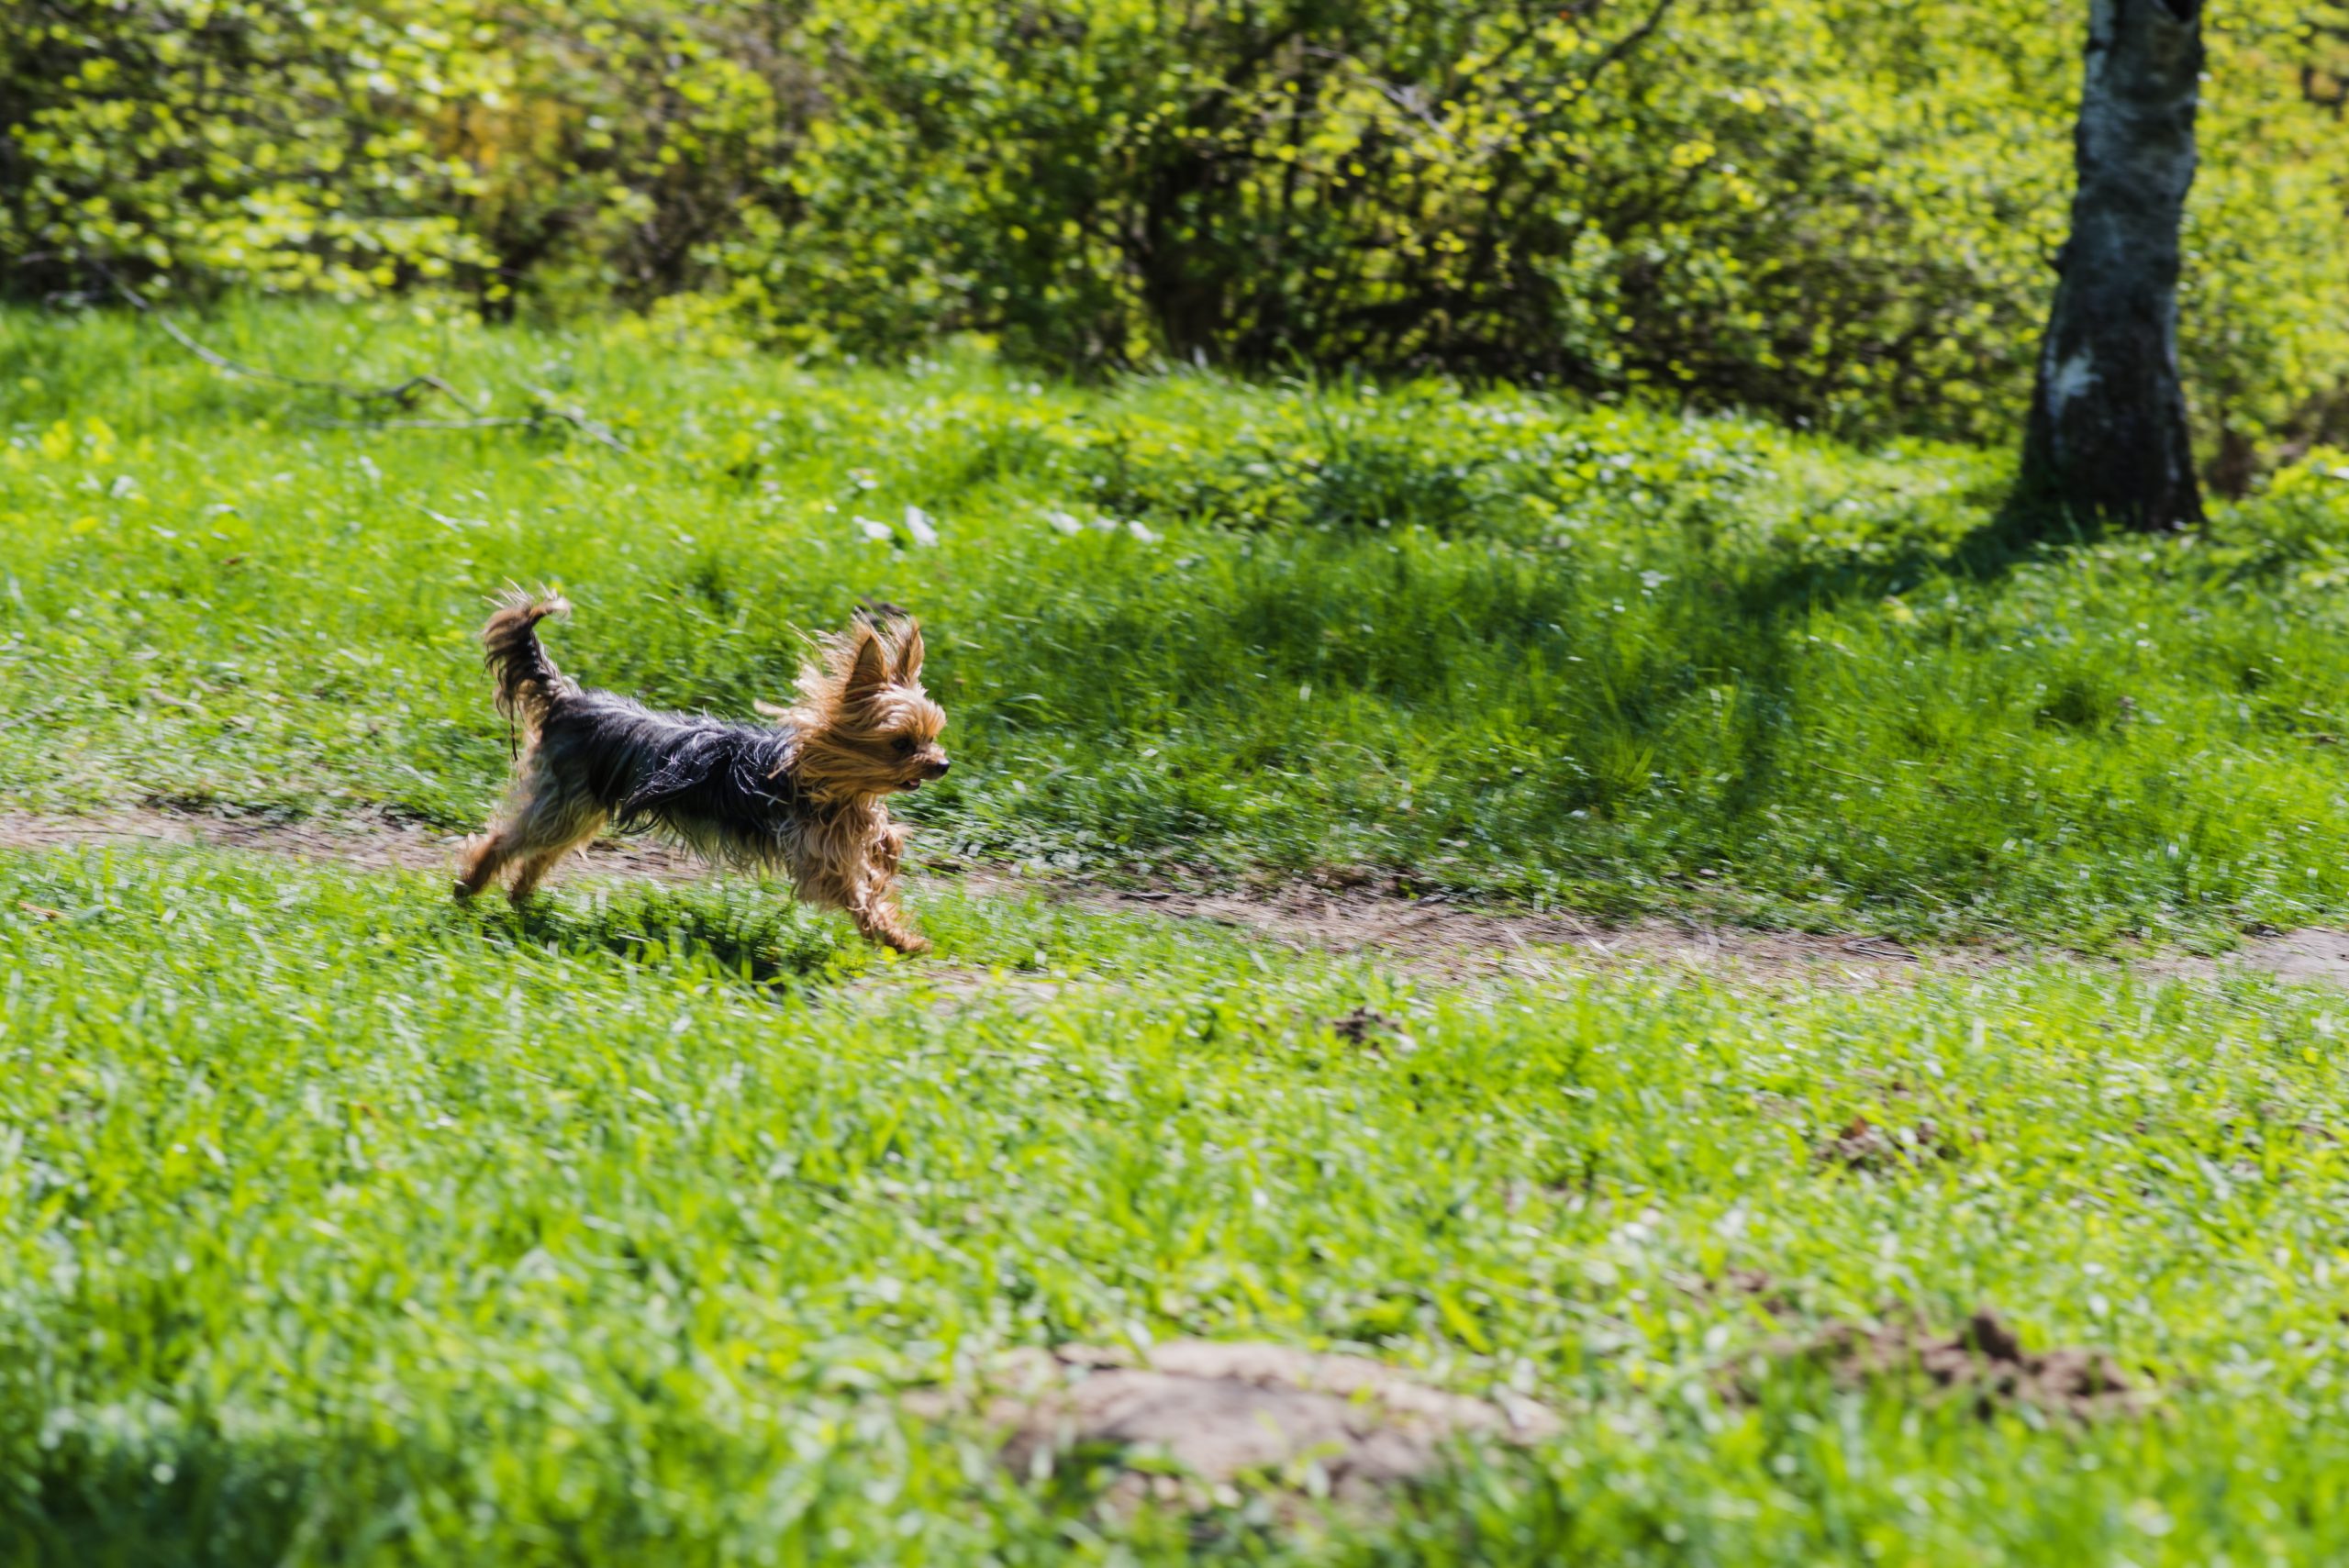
[910, 1340, 1556, 1508]
[1742, 1309, 2147, 1420]
[1327, 1006, 1410, 1047]
[1813, 1114, 1975, 1172]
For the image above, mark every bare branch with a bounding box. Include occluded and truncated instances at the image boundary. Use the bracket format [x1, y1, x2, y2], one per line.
[99, 262, 630, 453]
[309, 401, 631, 454]
[525, 388, 632, 454]
[100, 266, 488, 415]
[312, 417, 535, 432]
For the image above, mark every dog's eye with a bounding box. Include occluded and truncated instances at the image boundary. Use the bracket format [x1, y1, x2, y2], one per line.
[893, 736, 917, 756]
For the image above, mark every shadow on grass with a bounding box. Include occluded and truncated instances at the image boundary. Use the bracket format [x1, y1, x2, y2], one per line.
[878, 459, 2140, 915]
[458, 881, 865, 992]
[0, 1431, 336, 1568]
[1698, 493, 2087, 817]
[0, 1423, 881, 1568]
[1727, 492, 2087, 625]
[0, 1407, 1561, 1566]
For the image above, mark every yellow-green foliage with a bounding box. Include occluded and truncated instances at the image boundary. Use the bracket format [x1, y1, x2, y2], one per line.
[1, 0, 2343, 447]
[0, 0, 495, 295]
[741, 0, 2346, 447]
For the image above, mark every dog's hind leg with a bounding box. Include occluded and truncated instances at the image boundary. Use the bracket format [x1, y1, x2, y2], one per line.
[459, 752, 605, 904]
[506, 833, 596, 903]
[455, 828, 517, 901]
[499, 771, 607, 904]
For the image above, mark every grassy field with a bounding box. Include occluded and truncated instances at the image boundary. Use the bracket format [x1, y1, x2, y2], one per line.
[6, 846, 2349, 1563]
[5, 302, 2349, 943]
[7, 302, 2349, 1562]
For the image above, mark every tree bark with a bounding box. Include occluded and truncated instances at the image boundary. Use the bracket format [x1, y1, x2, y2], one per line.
[2019, 0, 2205, 532]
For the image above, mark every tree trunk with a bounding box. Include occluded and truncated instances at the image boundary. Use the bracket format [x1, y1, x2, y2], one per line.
[2019, 0, 2205, 532]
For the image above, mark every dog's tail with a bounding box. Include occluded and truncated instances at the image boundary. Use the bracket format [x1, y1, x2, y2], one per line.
[480, 585, 574, 730]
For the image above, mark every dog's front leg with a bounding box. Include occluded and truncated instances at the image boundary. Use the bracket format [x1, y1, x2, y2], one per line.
[850, 890, 930, 954]
[793, 851, 929, 954]
[877, 821, 909, 879]
[848, 851, 928, 953]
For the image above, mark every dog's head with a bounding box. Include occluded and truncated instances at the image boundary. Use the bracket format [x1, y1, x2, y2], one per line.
[772, 613, 949, 800]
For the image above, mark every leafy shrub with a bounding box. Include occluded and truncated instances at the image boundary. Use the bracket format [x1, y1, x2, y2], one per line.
[719, 0, 2349, 455]
[0, 0, 494, 298]
[450, 0, 818, 316]
[0, 0, 824, 316]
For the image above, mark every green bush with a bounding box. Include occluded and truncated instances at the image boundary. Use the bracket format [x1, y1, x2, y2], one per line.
[0, 0, 493, 297]
[450, 0, 817, 315]
[746, 0, 2348, 452]
[0, 0, 818, 315]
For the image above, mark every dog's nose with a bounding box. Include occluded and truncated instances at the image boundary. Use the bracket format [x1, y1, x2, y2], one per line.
[926, 758, 951, 779]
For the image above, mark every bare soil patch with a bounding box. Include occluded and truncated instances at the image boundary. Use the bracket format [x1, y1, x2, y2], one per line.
[1328, 1006, 1410, 1047]
[1736, 1308, 2150, 1421]
[2151, 929, 2349, 992]
[956, 867, 1986, 985]
[907, 1340, 1556, 1510]
[889, 965, 1069, 1018]
[0, 806, 1951, 980]
[0, 805, 703, 882]
[1813, 1113, 1975, 1172]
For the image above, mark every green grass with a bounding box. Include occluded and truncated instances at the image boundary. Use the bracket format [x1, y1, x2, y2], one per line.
[10, 299, 2349, 1562]
[5, 300, 2349, 943]
[5, 842, 2349, 1563]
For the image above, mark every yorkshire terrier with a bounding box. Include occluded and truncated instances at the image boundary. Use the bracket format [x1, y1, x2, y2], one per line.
[455, 588, 949, 953]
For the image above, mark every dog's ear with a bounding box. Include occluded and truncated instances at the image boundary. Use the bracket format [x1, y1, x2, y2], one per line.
[844, 622, 892, 703]
[895, 619, 925, 684]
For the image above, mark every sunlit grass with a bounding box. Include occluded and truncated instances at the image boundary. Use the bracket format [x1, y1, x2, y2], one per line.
[5, 302, 2349, 942]
[9, 299, 2349, 1561]
[4, 843, 2349, 1562]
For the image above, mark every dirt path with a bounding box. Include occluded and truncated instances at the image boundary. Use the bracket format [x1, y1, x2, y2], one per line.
[957, 867, 2003, 985]
[0, 806, 698, 882]
[3, 806, 2342, 989]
